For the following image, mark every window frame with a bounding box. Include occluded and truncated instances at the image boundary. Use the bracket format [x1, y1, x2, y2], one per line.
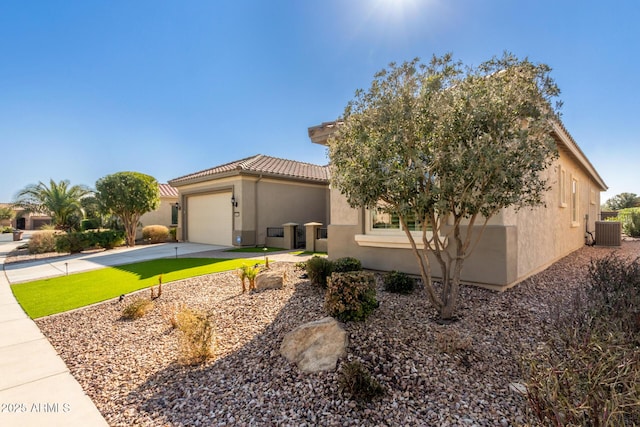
[571, 176, 579, 227]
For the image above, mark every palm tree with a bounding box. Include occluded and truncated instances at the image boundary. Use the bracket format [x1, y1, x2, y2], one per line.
[13, 179, 93, 230]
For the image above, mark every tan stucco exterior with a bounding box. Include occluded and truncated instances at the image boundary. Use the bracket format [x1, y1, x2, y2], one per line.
[313, 120, 607, 290]
[137, 195, 179, 239]
[172, 175, 329, 247]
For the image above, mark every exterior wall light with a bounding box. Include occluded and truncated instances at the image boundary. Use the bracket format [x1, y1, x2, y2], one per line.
[231, 195, 238, 207]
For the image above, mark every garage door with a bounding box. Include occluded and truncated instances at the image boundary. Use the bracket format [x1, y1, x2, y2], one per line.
[186, 192, 233, 246]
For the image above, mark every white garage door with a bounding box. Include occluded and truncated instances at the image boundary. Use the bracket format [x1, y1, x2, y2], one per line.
[186, 192, 233, 246]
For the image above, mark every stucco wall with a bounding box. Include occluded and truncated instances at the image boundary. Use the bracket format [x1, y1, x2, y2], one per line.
[252, 178, 328, 246]
[139, 196, 178, 232]
[173, 175, 329, 247]
[327, 148, 603, 289]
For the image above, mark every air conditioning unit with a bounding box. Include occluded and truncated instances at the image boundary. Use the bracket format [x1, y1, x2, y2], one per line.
[595, 221, 621, 246]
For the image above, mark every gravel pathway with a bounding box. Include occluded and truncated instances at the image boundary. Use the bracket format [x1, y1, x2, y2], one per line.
[34, 242, 640, 426]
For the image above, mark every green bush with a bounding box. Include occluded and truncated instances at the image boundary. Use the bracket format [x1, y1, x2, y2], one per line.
[55, 232, 92, 254]
[325, 271, 378, 322]
[28, 230, 59, 254]
[81, 218, 101, 231]
[338, 361, 385, 402]
[169, 226, 177, 241]
[383, 270, 416, 294]
[91, 229, 125, 249]
[305, 256, 334, 288]
[612, 207, 640, 237]
[0, 226, 13, 233]
[332, 256, 363, 273]
[142, 225, 170, 243]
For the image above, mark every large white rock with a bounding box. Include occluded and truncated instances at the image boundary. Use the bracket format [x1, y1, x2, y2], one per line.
[255, 270, 284, 291]
[280, 317, 348, 373]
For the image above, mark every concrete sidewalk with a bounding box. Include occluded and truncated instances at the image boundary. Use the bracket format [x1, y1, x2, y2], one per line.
[4, 241, 230, 284]
[0, 240, 108, 427]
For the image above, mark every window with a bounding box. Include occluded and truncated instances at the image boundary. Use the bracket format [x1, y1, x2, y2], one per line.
[559, 168, 567, 207]
[369, 203, 430, 233]
[571, 177, 579, 225]
[171, 204, 179, 226]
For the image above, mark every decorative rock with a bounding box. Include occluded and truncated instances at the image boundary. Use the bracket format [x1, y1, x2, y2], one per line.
[255, 270, 284, 291]
[280, 317, 348, 373]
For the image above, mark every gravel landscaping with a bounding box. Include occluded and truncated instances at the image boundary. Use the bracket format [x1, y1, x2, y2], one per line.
[34, 241, 639, 426]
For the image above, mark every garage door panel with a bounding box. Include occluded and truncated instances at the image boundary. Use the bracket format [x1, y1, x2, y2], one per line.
[187, 192, 232, 245]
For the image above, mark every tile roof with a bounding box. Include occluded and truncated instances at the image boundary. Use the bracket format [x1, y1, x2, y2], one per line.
[169, 154, 330, 186]
[158, 183, 179, 198]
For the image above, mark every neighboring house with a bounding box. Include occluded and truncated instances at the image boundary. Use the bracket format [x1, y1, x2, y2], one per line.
[0, 203, 52, 230]
[169, 154, 330, 247]
[137, 184, 180, 239]
[308, 120, 608, 290]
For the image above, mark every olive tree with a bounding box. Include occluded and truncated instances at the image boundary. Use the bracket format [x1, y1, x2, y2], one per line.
[95, 172, 160, 247]
[329, 53, 560, 319]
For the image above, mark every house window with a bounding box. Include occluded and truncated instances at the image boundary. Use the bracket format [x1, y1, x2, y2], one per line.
[171, 204, 179, 225]
[559, 168, 567, 207]
[571, 177, 579, 226]
[370, 203, 430, 233]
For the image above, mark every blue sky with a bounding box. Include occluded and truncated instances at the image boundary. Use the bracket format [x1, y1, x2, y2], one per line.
[0, 0, 638, 204]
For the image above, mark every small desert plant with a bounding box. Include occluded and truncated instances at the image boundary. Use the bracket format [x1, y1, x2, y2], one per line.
[169, 226, 177, 241]
[383, 270, 416, 294]
[587, 253, 640, 335]
[28, 230, 60, 254]
[306, 256, 333, 288]
[434, 328, 472, 353]
[325, 271, 378, 322]
[523, 254, 640, 425]
[150, 274, 163, 299]
[524, 330, 640, 426]
[142, 225, 170, 243]
[174, 307, 215, 365]
[338, 361, 385, 402]
[238, 264, 260, 292]
[332, 256, 362, 273]
[121, 297, 154, 320]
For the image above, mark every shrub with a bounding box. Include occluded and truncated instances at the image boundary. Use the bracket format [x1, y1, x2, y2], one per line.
[174, 307, 215, 365]
[81, 218, 101, 231]
[523, 254, 640, 425]
[332, 257, 362, 273]
[169, 226, 177, 241]
[55, 231, 92, 254]
[142, 225, 170, 243]
[91, 229, 125, 249]
[305, 256, 333, 288]
[121, 298, 154, 320]
[0, 226, 13, 233]
[325, 271, 378, 322]
[338, 361, 385, 402]
[524, 330, 640, 426]
[383, 270, 416, 294]
[587, 254, 640, 335]
[28, 230, 59, 254]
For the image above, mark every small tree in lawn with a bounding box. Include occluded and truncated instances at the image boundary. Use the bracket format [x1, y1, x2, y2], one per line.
[95, 172, 160, 247]
[329, 53, 560, 320]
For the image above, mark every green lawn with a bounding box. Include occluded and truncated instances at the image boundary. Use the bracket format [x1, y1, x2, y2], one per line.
[11, 258, 262, 319]
[224, 246, 286, 253]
